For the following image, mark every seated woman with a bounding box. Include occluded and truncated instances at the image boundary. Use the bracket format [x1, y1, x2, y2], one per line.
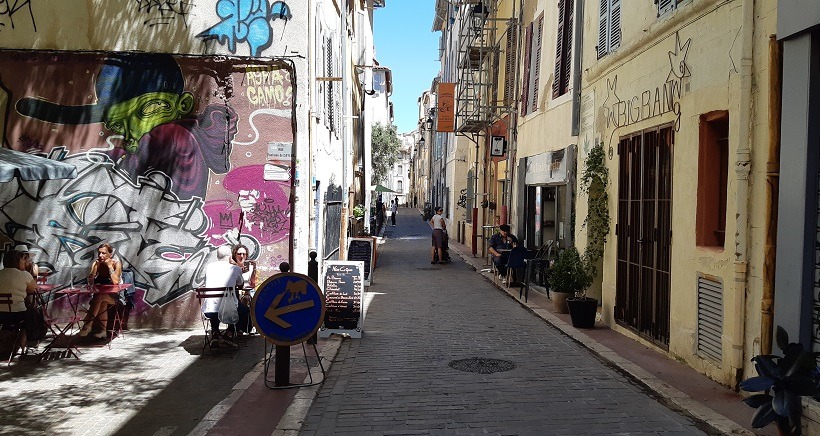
[231, 244, 255, 334]
[0, 249, 38, 350]
[78, 243, 122, 339]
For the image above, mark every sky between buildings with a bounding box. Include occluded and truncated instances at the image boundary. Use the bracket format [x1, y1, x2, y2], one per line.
[374, 0, 440, 135]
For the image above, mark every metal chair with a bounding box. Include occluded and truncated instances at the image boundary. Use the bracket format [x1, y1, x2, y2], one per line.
[522, 240, 556, 302]
[194, 287, 238, 354]
[505, 246, 530, 293]
[0, 293, 26, 364]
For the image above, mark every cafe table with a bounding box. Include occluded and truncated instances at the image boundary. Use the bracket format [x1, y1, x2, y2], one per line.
[37, 284, 129, 361]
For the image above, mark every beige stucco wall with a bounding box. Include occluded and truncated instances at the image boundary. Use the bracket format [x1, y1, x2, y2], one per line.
[577, 0, 776, 386]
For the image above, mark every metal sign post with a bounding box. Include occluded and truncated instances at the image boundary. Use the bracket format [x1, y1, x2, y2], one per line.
[251, 272, 326, 389]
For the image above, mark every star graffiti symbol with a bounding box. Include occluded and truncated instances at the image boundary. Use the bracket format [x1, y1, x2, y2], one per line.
[667, 32, 691, 81]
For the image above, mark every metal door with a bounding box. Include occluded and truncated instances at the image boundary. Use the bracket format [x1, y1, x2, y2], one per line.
[615, 126, 673, 347]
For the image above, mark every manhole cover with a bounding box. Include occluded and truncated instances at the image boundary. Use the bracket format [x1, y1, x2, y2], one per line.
[448, 357, 516, 374]
[417, 267, 437, 270]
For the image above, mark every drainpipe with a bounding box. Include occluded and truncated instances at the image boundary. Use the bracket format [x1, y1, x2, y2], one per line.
[730, 0, 755, 384]
[339, 0, 350, 258]
[761, 35, 782, 356]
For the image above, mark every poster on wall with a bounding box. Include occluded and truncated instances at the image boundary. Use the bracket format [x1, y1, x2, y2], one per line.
[0, 51, 295, 323]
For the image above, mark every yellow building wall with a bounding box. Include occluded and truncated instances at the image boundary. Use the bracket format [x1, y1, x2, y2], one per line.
[578, 0, 777, 386]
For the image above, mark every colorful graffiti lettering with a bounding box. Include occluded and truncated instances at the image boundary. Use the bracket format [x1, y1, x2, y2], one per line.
[197, 0, 292, 56]
[0, 0, 35, 32]
[0, 152, 212, 306]
[136, 0, 192, 27]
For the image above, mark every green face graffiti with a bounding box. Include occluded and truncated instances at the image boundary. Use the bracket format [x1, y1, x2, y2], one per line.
[104, 92, 194, 153]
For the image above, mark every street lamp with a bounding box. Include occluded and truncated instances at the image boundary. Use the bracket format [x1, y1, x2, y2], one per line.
[418, 137, 426, 147]
[426, 117, 434, 131]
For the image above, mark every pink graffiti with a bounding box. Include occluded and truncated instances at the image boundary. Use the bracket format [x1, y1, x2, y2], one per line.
[203, 164, 291, 245]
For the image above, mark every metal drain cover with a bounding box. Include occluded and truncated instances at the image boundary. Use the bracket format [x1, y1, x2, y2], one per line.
[417, 267, 437, 270]
[448, 357, 516, 374]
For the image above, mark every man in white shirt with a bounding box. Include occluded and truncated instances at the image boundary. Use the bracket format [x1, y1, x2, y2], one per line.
[202, 245, 244, 347]
[429, 206, 446, 264]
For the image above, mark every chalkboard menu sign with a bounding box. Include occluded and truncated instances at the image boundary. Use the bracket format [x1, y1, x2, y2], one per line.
[347, 237, 375, 286]
[318, 260, 364, 339]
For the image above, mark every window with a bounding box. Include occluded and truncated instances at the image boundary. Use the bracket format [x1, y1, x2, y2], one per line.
[397, 165, 403, 175]
[598, 0, 621, 59]
[554, 0, 574, 98]
[520, 14, 543, 115]
[503, 24, 518, 106]
[397, 180, 403, 193]
[696, 111, 729, 248]
[657, 0, 684, 17]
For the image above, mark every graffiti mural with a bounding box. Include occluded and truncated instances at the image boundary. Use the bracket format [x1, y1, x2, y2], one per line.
[197, 0, 292, 56]
[0, 51, 295, 325]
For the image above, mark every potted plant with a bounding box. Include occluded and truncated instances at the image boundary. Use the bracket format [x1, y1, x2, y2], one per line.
[547, 246, 593, 319]
[740, 326, 820, 435]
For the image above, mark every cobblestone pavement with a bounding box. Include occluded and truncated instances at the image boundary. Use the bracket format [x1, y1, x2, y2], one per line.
[300, 213, 711, 436]
[0, 329, 264, 435]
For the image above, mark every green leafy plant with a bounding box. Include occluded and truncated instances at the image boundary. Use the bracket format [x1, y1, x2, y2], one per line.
[580, 142, 610, 277]
[352, 204, 365, 219]
[547, 246, 593, 296]
[740, 326, 820, 435]
[371, 123, 401, 184]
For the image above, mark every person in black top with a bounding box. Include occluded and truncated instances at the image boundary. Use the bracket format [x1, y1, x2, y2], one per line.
[488, 224, 518, 279]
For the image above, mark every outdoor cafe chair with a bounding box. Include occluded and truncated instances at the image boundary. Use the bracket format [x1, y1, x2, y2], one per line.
[0, 293, 26, 365]
[505, 246, 530, 294]
[194, 287, 238, 355]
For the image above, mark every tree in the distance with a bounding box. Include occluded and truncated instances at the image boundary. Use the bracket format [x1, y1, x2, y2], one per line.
[371, 123, 401, 184]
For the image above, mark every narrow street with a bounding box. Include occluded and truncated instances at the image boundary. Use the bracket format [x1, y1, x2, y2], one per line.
[300, 211, 709, 435]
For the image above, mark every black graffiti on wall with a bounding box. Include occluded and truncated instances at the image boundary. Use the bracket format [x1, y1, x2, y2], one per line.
[0, 0, 36, 32]
[135, 0, 192, 27]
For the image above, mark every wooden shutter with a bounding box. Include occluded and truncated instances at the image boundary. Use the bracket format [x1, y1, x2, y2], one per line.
[610, 0, 621, 50]
[520, 23, 533, 115]
[326, 37, 334, 130]
[553, 1, 565, 99]
[598, 0, 608, 59]
[657, 0, 674, 16]
[532, 14, 543, 112]
[563, 0, 574, 94]
[504, 26, 517, 105]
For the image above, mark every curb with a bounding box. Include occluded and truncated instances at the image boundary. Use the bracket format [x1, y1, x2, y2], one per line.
[271, 336, 344, 436]
[450, 245, 753, 436]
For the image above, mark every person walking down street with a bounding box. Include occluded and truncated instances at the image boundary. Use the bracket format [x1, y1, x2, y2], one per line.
[489, 224, 518, 283]
[429, 206, 446, 264]
[375, 197, 385, 236]
[390, 199, 398, 226]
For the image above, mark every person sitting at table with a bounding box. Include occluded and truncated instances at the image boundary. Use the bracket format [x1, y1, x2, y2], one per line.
[203, 245, 244, 347]
[78, 243, 122, 339]
[14, 244, 38, 280]
[489, 224, 518, 282]
[0, 249, 38, 350]
[231, 244, 255, 334]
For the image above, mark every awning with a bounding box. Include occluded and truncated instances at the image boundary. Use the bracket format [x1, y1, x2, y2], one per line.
[372, 184, 396, 193]
[0, 147, 78, 182]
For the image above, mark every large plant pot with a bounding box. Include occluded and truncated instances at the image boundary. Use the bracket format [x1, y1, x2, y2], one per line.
[567, 297, 598, 329]
[551, 291, 572, 314]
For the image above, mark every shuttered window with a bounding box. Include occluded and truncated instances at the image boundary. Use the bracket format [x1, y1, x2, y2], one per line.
[553, 1, 572, 98]
[520, 14, 543, 115]
[597, 0, 620, 59]
[520, 22, 533, 116]
[504, 25, 517, 106]
[658, 0, 686, 17]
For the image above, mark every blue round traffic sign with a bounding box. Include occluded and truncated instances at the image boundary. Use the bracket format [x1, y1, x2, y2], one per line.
[251, 272, 326, 346]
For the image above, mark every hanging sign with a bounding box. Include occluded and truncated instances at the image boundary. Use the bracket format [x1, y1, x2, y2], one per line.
[437, 82, 455, 132]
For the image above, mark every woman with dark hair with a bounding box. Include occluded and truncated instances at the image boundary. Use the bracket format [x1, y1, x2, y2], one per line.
[0, 250, 37, 350]
[230, 244, 255, 334]
[78, 243, 122, 338]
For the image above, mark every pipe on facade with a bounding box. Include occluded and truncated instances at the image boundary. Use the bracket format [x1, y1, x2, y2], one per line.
[339, 0, 351, 258]
[761, 35, 782, 356]
[730, 0, 755, 382]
